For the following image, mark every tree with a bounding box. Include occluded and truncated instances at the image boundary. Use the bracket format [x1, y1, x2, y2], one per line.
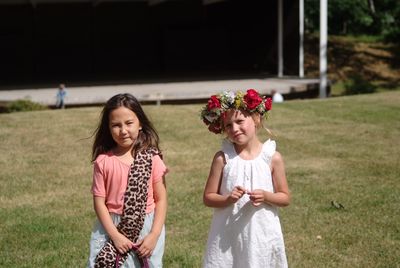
[304, 0, 400, 42]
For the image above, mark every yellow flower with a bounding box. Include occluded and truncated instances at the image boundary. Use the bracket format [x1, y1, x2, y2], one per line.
[234, 91, 244, 108]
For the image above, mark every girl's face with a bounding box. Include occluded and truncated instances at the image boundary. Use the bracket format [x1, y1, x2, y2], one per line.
[108, 106, 141, 151]
[223, 109, 258, 145]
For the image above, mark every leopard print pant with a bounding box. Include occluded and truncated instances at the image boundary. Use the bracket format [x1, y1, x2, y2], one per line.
[94, 148, 161, 268]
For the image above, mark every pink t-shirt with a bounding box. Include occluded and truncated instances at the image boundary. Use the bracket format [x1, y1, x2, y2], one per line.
[91, 152, 167, 214]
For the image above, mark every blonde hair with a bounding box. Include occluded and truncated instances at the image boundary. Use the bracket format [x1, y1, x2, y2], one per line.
[251, 112, 274, 136]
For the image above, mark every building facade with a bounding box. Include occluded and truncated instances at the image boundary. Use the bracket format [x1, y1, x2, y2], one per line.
[0, 0, 299, 87]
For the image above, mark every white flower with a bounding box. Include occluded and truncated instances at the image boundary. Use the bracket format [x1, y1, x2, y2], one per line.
[204, 113, 219, 123]
[221, 90, 235, 106]
[257, 105, 265, 113]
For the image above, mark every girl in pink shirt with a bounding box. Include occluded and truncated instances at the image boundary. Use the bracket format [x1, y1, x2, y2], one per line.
[87, 93, 168, 268]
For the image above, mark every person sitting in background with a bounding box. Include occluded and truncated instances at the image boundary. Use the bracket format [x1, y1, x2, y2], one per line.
[271, 89, 284, 103]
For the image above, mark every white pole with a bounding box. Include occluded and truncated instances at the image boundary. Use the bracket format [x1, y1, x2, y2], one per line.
[299, 0, 304, 77]
[319, 0, 328, 98]
[278, 0, 283, 77]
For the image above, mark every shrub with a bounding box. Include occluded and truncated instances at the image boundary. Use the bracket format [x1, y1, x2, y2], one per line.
[344, 74, 377, 95]
[5, 99, 47, 113]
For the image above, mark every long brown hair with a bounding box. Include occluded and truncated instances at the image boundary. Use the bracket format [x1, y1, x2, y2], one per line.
[91, 93, 160, 161]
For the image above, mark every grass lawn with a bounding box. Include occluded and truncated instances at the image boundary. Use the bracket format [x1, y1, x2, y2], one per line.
[1, 91, 399, 267]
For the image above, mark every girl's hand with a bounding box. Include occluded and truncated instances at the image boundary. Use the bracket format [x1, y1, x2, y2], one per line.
[111, 232, 135, 255]
[228, 186, 247, 203]
[248, 189, 266, 206]
[134, 232, 158, 258]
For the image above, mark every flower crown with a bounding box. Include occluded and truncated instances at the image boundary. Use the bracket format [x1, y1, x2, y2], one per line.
[201, 89, 272, 134]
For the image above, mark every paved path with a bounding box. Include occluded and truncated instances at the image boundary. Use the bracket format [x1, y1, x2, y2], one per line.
[0, 77, 320, 106]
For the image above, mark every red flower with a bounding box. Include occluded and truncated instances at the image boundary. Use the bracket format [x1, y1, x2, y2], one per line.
[244, 89, 262, 110]
[264, 97, 272, 111]
[208, 122, 222, 134]
[207, 95, 221, 110]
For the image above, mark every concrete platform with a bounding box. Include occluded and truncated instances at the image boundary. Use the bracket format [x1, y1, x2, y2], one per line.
[0, 77, 323, 107]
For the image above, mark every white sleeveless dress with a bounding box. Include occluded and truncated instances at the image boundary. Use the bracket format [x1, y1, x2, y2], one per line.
[203, 139, 288, 268]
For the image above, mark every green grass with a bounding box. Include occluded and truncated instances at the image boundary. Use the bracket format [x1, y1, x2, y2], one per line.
[332, 34, 384, 43]
[1, 91, 400, 267]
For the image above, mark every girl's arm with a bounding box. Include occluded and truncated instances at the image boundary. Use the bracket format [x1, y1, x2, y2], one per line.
[203, 151, 247, 208]
[249, 151, 290, 207]
[93, 196, 134, 254]
[134, 177, 167, 258]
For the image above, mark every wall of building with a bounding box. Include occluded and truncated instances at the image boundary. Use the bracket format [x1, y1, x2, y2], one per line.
[0, 0, 299, 88]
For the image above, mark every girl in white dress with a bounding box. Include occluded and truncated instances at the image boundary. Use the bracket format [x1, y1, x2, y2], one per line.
[200, 89, 290, 268]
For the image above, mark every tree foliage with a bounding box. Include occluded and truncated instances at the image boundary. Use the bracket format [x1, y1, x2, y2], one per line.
[304, 0, 400, 42]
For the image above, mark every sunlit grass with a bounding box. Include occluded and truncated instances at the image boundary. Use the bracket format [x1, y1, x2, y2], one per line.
[1, 91, 399, 267]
